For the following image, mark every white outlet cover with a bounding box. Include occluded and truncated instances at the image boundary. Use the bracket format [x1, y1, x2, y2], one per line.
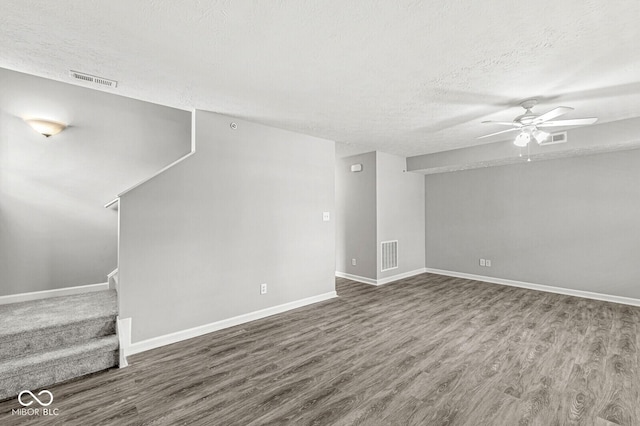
[323, 212, 330, 221]
[351, 258, 356, 266]
[479, 259, 485, 266]
[486, 260, 491, 267]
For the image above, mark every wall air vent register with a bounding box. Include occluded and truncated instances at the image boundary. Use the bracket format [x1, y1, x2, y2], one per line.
[538, 131, 567, 146]
[381, 240, 398, 272]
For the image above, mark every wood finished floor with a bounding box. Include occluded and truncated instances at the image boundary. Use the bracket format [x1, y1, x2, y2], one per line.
[1, 273, 639, 425]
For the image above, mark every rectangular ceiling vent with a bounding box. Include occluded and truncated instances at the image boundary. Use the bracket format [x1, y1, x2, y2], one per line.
[69, 70, 118, 88]
[539, 131, 567, 146]
[381, 240, 398, 272]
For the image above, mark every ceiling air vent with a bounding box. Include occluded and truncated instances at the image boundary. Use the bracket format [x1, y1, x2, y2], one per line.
[539, 131, 567, 146]
[69, 70, 118, 88]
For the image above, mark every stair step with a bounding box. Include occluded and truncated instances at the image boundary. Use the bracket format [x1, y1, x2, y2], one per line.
[0, 289, 119, 401]
[0, 335, 119, 401]
[0, 316, 116, 360]
[0, 290, 117, 361]
[0, 290, 117, 338]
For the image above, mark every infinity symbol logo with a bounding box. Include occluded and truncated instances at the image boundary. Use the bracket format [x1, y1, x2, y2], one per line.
[18, 390, 54, 407]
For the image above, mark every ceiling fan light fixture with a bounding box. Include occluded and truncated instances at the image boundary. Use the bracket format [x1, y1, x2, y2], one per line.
[533, 129, 550, 144]
[479, 101, 597, 150]
[514, 131, 530, 147]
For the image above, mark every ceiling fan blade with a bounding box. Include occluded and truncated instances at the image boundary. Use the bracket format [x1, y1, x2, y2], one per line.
[537, 117, 598, 127]
[477, 127, 519, 139]
[481, 120, 520, 126]
[533, 106, 574, 123]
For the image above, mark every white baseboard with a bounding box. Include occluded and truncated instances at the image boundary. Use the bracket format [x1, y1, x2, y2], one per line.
[0, 282, 109, 305]
[335, 268, 427, 286]
[425, 268, 640, 307]
[116, 316, 131, 368]
[107, 268, 119, 291]
[377, 268, 428, 285]
[335, 271, 378, 286]
[122, 291, 337, 357]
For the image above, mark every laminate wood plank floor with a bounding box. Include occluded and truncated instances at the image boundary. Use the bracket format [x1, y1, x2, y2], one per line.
[1, 273, 639, 425]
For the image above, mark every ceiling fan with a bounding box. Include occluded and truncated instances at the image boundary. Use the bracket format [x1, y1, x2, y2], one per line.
[478, 99, 598, 147]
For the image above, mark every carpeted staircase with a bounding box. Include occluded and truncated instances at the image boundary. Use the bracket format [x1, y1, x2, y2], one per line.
[0, 290, 119, 401]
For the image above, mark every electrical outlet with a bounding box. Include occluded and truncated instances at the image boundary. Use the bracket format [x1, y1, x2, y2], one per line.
[479, 258, 486, 267]
[351, 258, 357, 266]
[323, 212, 330, 221]
[485, 259, 492, 267]
[260, 283, 267, 295]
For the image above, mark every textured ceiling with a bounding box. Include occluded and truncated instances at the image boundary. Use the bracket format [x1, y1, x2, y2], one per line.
[1, 0, 640, 157]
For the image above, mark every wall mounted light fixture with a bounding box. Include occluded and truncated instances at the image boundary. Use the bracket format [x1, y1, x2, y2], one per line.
[24, 118, 67, 137]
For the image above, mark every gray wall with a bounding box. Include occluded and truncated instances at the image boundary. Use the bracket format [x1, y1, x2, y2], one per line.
[425, 148, 640, 299]
[119, 111, 336, 342]
[376, 152, 425, 279]
[0, 68, 191, 296]
[335, 152, 377, 279]
[335, 151, 425, 281]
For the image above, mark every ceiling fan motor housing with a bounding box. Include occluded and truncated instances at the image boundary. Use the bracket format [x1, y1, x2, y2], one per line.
[514, 113, 537, 126]
[515, 99, 539, 125]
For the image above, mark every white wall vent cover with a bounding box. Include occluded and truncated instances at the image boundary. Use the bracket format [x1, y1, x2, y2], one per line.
[539, 131, 567, 146]
[69, 70, 118, 88]
[381, 240, 398, 271]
